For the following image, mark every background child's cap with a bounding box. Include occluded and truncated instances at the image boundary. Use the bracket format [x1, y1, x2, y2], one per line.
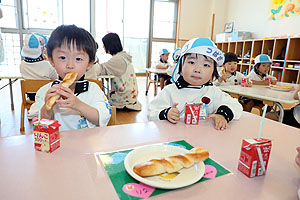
[159, 49, 170, 56]
[21, 33, 47, 59]
[254, 54, 272, 65]
[172, 38, 224, 82]
[172, 48, 181, 61]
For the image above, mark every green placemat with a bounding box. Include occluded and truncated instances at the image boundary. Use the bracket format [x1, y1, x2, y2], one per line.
[95, 140, 231, 200]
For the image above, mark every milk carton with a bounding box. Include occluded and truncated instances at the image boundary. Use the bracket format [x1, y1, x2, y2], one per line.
[185, 103, 201, 125]
[241, 78, 250, 87]
[238, 138, 272, 178]
[33, 118, 61, 153]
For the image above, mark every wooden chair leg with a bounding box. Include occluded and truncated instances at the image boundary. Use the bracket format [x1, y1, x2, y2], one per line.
[146, 81, 152, 95]
[252, 105, 263, 116]
[20, 103, 25, 134]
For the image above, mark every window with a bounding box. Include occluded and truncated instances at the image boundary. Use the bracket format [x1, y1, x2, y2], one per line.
[153, 0, 177, 39]
[0, 33, 21, 68]
[22, 0, 61, 29]
[0, 0, 18, 28]
[62, 0, 90, 31]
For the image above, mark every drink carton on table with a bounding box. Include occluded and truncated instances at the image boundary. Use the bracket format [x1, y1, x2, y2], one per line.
[185, 103, 201, 125]
[238, 138, 272, 178]
[241, 78, 250, 87]
[33, 118, 61, 153]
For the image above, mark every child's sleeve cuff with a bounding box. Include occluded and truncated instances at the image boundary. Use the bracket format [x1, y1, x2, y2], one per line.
[215, 105, 234, 122]
[159, 107, 172, 120]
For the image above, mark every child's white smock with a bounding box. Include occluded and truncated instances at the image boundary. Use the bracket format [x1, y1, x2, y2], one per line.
[148, 83, 243, 121]
[29, 81, 111, 131]
[214, 71, 245, 86]
[246, 70, 277, 81]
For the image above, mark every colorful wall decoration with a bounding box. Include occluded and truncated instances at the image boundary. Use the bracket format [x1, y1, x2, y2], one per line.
[269, 0, 300, 20]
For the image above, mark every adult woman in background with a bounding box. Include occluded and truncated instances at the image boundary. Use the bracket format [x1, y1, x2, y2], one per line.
[93, 33, 141, 111]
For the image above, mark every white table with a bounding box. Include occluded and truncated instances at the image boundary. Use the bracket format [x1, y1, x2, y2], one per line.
[0, 112, 300, 200]
[98, 74, 115, 96]
[218, 84, 300, 122]
[0, 72, 23, 110]
[145, 68, 168, 96]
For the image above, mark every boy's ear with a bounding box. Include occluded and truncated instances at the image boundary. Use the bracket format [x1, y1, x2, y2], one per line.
[86, 61, 94, 71]
[48, 57, 55, 68]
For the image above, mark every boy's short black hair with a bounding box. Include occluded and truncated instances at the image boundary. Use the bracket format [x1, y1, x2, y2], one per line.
[102, 33, 123, 55]
[47, 24, 97, 63]
[177, 54, 219, 81]
[224, 52, 238, 64]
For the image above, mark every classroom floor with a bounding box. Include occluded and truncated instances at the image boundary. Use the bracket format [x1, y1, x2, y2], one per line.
[0, 77, 295, 137]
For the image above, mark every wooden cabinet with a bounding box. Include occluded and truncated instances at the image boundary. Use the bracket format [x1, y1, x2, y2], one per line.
[216, 37, 300, 84]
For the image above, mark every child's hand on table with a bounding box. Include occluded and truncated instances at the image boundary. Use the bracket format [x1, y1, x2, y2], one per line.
[270, 80, 277, 85]
[246, 82, 252, 87]
[207, 114, 228, 130]
[167, 103, 180, 124]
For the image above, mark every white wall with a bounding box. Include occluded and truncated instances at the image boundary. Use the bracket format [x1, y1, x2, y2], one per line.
[224, 0, 300, 39]
[179, 0, 300, 41]
[178, 0, 213, 39]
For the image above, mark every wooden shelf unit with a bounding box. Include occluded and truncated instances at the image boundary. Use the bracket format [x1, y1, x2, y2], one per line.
[216, 36, 300, 84]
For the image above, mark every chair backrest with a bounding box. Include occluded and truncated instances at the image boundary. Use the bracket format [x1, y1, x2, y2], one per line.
[21, 80, 53, 108]
[107, 106, 116, 126]
[86, 79, 103, 90]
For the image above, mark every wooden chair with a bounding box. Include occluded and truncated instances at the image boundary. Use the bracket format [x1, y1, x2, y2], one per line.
[20, 80, 52, 134]
[86, 79, 103, 90]
[145, 70, 159, 96]
[107, 106, 117, 126]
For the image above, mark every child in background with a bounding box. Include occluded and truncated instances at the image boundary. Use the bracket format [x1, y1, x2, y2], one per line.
[247, 54, 277, 85]
[241, 54, 277, 112]
[29, 25, 111, 131]
[240, 54, 277, 112]
[20, 33, 58, 101]
[85, 33, 141, 111]
[156, 49, 172, 89]
[148, 38, 243, 130]
[166, 48, 181, 85]
[214, 52, 246, 86]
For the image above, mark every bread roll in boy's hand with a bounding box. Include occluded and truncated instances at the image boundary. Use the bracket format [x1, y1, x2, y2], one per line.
[221, 68, 227, 82]
[133, 147, 209, 177]
[45, 72, 78, 111]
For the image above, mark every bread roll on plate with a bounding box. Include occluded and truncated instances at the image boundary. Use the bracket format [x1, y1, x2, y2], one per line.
[133, 147, 209, 177]
[45, 72, 78, 110]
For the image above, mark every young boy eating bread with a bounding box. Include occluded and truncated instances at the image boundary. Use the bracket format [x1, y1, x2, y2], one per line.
[29, 25, 111, 131]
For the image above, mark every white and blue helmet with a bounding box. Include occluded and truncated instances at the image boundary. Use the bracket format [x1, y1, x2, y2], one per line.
[21, 33, 48, 59]
[172, 48, 181, 62]
[254, 54, 272, 66]
[172, 38, 224, 82]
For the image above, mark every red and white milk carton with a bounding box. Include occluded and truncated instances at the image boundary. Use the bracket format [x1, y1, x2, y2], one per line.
[241, 78, 250, 87]
[185, 103, 201, 125]
[238, 138, 272, 178]
[33, 118, 61, 153]
[265, 77, 272, 84]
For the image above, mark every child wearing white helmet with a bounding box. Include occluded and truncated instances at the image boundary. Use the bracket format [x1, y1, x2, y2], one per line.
[20, 33, 58, 102]
[246, 54, 277, 85]
[166, 48, 181, 76]
[148, 38, 243, 130]
[241, 54, 277, 112]
[156, 48, 172, 89]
